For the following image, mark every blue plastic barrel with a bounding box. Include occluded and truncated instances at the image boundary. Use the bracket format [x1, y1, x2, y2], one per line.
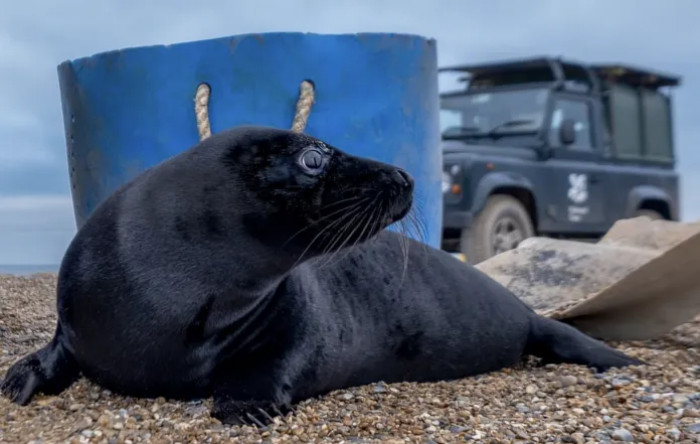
[57, 32, 443, 248]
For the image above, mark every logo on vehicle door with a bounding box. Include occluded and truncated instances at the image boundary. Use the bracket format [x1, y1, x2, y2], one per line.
[567, 173, 588, 204]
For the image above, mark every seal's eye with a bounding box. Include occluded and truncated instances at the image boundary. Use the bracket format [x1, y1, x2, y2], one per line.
[299, 148, 326, 174]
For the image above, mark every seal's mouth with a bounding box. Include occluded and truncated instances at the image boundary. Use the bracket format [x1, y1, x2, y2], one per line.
[384, 195, 413, 225]
[382, 167, 415, 224]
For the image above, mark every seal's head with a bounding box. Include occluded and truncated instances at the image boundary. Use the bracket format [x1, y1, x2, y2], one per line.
[207, 125, 414, 259]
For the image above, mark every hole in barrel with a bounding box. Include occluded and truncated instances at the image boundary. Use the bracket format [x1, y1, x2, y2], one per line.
[196, 82, 211, 95]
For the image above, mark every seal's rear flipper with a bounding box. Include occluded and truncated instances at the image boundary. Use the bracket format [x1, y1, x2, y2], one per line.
[1, 327, 79, 405]
[526, 316, 644, 372]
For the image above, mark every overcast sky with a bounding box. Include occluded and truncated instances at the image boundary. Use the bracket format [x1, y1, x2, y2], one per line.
[1, 0, 699, 265]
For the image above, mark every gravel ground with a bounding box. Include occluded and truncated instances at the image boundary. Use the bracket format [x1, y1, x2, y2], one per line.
[1, 274, 698, 444]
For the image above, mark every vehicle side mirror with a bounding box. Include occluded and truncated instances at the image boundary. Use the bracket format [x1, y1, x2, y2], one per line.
[559, 119, 576, 145]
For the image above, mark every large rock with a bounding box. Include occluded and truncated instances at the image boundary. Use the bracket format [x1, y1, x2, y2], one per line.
[476, 216, 700, 340]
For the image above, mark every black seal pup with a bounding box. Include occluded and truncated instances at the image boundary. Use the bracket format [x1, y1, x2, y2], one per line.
[1, 126, 641, 425]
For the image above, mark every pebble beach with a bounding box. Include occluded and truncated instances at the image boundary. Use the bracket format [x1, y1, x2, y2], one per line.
[1, 273, 698, 444]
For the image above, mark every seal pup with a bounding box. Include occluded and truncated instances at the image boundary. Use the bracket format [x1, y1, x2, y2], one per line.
[1, 126, 641, 426]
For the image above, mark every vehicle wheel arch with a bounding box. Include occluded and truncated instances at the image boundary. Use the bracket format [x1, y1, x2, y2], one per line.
[472, 172, 538, 229]
[637, 200, 671, 220]
[489, 186, 538, 230]
[626, 185, 673, 220]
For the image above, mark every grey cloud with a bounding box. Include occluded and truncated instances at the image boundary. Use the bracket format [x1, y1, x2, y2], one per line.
[0, 0, 698, 264]
[0, 163, 70, 196]
[0, 195, 75, 264]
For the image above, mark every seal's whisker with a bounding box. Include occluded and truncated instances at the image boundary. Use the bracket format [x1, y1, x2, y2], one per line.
[402, 212, 416, 240]
[356, 202, 382, 245]
[416, 216, 429, 243]
[321, 194, 381, 257]
[294, 199, 371, 268]
[316, 205, 370, 268]
[314, 198, 371, 227]
[320, 194, 381, 268]
[320, 195, 365, 211]
[291, 208, 360, 268]
[319, 203, 368, 257]
[334, 187, 379, 194]
[320, 196, 372, 220]
[397, 220, 411, 287]
[294, 212, 352, 267]
[395, 218, 408, 238]
[401, 193, 425, 231]
[395, 219, 407, 253]
[319, 225, 351, 259]
[282, 197, 371, 247]
[412, 202, 429, 238]
[404, 209, 427, 244]
[333, 194, 382, 264]
[319, 189, 378, 212]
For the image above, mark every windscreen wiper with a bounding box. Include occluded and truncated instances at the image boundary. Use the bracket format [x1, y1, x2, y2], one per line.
[442, 126, 481, 139]
[486, 119, 537, 137]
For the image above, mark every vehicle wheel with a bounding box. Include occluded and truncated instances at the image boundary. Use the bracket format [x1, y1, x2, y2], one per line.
[460, 195, 535, 264]
[634, 209, 663, 220]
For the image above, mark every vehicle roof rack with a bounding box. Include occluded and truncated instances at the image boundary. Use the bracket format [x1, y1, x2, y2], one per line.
[438, 56, 561, 76]
[590, 64, 681, 89]
[439, 56, 681, 91]
[439, 56, 598, 91]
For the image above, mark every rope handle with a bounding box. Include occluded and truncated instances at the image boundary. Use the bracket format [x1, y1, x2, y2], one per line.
[194, 80, 315, 141]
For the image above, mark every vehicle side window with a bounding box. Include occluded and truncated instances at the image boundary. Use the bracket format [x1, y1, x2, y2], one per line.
[549, 99, 593, 150]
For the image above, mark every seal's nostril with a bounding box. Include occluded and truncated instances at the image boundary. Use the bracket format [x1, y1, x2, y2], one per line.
[391, 168, 413, 188]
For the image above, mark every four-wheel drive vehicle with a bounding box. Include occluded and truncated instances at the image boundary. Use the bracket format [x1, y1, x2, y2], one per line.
[439, 56, 681, 264]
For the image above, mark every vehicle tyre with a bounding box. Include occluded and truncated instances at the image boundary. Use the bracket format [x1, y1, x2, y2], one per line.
[460, 194, 535, 265]
[634, 209, 664, 220]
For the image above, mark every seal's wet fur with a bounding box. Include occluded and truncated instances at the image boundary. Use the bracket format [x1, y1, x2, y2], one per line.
[1, 126, 641, 425]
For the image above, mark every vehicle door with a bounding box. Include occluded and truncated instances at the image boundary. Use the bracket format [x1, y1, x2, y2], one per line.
[540, 94, 610, 234]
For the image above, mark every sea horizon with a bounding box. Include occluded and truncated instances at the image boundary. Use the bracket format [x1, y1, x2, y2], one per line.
[0, 264, 60, 276]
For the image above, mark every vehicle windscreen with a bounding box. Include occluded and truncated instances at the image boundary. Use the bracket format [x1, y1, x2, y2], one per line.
[440, 88, 550, 141]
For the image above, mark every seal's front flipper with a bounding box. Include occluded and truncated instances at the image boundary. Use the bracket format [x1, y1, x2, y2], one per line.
[211, 397, 292, 427]
[210, 364, 294, 426]
[1, 331, 80, 405]
[526, 316, 644, 372]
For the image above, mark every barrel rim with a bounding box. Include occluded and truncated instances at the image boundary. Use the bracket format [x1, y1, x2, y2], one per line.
[59, 32, 437, 68]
